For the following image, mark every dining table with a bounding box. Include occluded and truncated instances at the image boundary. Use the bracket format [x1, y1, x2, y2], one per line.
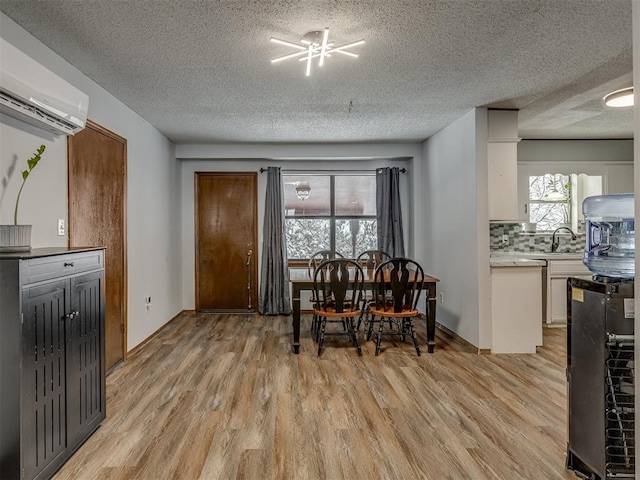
[289, 267, 440, 354]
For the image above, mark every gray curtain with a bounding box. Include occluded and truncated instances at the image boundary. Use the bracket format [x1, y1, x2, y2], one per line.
[376, 167, 405, 257]
[259, 167, 291, 315]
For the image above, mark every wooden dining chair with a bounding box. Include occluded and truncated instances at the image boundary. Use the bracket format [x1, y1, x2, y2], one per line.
[355, 249, 391, 331]
[368, 257, 424, 356]
[312, 258, 364, 356]
[308, 250, 344, 340]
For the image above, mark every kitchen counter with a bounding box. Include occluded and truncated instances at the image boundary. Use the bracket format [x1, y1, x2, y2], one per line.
[490, 257, 546, 267]
[490, 251, 591, 326]
[490, 260, 544, 353]
[491, 251, 583, 261]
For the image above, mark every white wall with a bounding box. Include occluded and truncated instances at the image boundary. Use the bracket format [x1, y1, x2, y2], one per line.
[0, 13, 183, 351]
[176, 143, 420, 310]
[632, 0, 639, 447]
[519, 139, 634, 163]
[0, 117, 67, 246]
[419, 108, 490, 349]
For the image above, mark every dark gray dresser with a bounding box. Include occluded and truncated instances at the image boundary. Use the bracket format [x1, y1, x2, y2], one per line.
[0, 247, 106, 480]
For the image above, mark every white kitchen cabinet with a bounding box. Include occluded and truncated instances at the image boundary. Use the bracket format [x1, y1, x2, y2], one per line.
[490, 263, 544, 353]
[488, 110, 520, 221]
[546, 259, 591, 324]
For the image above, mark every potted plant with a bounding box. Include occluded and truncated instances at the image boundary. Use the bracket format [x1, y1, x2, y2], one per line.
[0, 144, 46, 252]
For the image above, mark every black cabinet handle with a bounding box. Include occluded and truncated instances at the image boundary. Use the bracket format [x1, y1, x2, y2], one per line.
[64, 262, 75, 267]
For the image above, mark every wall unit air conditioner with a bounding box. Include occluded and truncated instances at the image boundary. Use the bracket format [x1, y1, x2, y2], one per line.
[0, 38, 89, 136]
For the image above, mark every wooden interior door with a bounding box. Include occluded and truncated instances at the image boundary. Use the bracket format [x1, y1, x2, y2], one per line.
[196, 172, 257, 312]
[67, 121, 127, 371]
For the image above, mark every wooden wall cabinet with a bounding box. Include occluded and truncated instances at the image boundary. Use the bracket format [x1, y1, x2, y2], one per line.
[0, 248, 105, 480]
[488, 110, 521, 221]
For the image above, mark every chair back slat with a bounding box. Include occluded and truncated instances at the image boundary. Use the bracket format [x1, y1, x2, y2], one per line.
[313, 259, 363, 314]
[356, 249, 391, 275]
[308, 250, 345, 277]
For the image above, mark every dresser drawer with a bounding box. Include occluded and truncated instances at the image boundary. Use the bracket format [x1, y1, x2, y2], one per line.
[547, 259, 590, 276]
[22, 250, 104, 285]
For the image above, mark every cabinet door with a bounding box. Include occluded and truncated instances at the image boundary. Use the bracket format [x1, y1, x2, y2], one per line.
[22, 279, 69, 480]
[488, 142, 519, 221]
[66, 270, 106, 450]
[549, 277, 569, 323]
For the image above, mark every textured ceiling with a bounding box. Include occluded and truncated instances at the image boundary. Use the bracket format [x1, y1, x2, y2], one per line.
[0, 0, 634, 144]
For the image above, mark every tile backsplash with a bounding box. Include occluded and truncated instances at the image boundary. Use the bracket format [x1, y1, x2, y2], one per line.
[490, 223, 586, 253]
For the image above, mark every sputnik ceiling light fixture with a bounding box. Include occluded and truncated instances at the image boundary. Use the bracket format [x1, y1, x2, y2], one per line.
[270, 27, 364, 77]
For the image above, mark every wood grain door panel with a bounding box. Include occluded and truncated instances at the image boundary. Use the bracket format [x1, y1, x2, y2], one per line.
[196, 173, 257, 311]
[68, 121, 127, 370]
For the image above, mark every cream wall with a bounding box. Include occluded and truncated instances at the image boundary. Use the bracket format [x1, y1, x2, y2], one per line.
[0, 13, 183, 351]
[419, 108, 491, 349]
[176, 143, 421, 310]
[631, 0, 639, 448]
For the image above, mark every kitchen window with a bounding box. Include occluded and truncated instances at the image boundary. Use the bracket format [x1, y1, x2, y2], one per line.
[528, 173, 602, 231]
[283, 174, 377, 259]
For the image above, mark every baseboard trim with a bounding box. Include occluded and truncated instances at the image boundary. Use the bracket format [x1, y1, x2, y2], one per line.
[127, 310, 192, 359]
[435, 322, 488, 355]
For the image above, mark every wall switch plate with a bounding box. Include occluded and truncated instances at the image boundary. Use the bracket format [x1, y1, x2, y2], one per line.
[502, 234, 509, 243]
[57, 219, 65, 236]
[440, 292, 444, 304]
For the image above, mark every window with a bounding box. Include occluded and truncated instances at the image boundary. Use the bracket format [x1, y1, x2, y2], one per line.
[284, 174, 377, 259]
[529, 173, 572, 231]
[528, 173, 602, 231]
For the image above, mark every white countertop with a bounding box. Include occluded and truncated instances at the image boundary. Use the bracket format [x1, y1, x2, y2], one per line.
[490, 251, 583, 267]
[490, 257, 546, 267]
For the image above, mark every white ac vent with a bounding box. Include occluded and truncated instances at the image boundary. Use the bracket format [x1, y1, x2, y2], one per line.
[0, 90, 80, 136]
[0, 38, 89, 136]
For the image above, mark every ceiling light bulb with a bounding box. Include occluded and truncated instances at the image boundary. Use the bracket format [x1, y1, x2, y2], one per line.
[319, 27, 330, 67]
[604, 87, 634, 107]
[270, 37, 306, 50]
[270, 29, 364, 77]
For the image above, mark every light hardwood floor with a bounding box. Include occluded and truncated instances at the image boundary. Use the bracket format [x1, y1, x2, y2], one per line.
[53, 314, 576, 480]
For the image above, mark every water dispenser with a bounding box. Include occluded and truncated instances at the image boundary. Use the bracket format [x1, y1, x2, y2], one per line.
[583, 193, 634, 278]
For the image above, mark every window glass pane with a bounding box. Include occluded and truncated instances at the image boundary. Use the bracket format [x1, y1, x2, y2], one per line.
[335, 219, 377, 258]
[283, 175, 330, 216]
[285, 219, 330, 259]
[530, 202, 568, 231]
[529, 174, 570, 200]
[335, 176, 376, 216]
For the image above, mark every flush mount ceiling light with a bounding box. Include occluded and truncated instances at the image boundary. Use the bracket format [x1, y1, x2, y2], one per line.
[603, 87, 634, 107]
[270, 27, 364, 77]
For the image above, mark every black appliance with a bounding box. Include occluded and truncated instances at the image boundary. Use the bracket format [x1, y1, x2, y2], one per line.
[566, 276, 635, 479]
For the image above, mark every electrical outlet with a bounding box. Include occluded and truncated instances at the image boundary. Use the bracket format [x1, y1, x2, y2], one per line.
[57, 219, 65, 236]
[144, 296, 152, 311]
[502, 234, 509, 243]
[439, 292, 444, 304]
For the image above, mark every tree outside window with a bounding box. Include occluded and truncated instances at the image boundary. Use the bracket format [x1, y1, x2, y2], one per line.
[529, 174, 572, 231]
[284, 174, 377, 259]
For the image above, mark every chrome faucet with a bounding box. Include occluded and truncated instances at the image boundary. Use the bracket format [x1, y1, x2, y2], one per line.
[551, 227, 577, 253]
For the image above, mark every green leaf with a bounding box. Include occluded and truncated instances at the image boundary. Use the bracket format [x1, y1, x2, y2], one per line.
[14, 145, 46, 225]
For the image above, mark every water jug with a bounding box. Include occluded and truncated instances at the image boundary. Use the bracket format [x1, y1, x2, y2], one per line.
[583, 193, 634, 278]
